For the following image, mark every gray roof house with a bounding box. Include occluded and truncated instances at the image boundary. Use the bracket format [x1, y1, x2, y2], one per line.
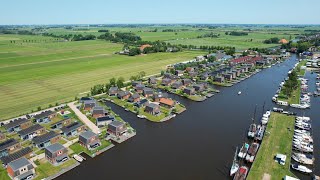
[7, 157, 35, 180]
[83, 100, 96, 110]
[45, 143, 68, 165]
[107, 121, 128, 136]
[79, 131, 101, 150]
[143, 87, 154, 97]
[33, 110, 56, 124]
[0, 139, 21, 158]
[145, 103, 161, 115]
[132, 81, 142, 87]
[18, 124, 45, 140]
[128, 93, 140, 102]
[193, 84, 205, 92]
[161, 78, 172, 86]
[91, 106, 107, 118]
[61, 122, 85, 137]
[96, 115, 115, 127]
[182, 79, 192, 86]
[184, 87, 195, 95]
[108, 87, 119, 96]
[117, 91, 130, 99]
[171, 81, 183, 89]
[0, 147, 32, 166]
[4, 118, 32, 133]
[32, 131, 60, 149]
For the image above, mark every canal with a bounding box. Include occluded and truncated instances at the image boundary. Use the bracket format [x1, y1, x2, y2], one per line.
[58, 54, 319, 180]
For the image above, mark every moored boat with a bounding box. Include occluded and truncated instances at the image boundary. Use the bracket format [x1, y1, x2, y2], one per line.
[292, 152, 314, 165]
[230, 147, 239, 176]
[291, 163, 312, 174]
[233, 166, 248, 180]
[238, 143, 250, 159]
[245, 142, 260, 163]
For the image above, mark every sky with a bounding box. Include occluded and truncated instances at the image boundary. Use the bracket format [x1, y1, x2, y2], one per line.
[1, 0, 320, 25]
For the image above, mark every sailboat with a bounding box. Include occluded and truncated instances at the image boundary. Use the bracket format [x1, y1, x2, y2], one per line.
[230, 147, 239, 176]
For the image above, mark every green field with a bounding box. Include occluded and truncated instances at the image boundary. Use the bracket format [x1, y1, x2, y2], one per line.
[247, 113, 296, 180]
[0, 34, 203, 120]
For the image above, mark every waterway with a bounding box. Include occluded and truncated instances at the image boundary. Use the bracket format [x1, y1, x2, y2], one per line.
[58, 54, 319, 180]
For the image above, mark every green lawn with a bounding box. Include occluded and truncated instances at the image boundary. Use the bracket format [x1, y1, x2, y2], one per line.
[247, 113, 296, 180]
[0, 34, 204, 120]
[0, 165, 10, 180]
[69, 139, 112, 157]
[34, 158, 77, 180]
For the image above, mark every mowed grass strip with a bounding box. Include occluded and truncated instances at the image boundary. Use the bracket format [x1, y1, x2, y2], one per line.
[247, 113, 296, 180]
[0, 35, 202, 119]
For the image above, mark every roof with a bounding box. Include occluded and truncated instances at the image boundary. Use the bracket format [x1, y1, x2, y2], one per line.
[109, 86, 118, 91]
[32, 131, 59, 144]
[118, 91, 130, 97]
[109, 120, 125, 128]
[96, 115, 115, 122]
[0, 147, 32, 165]
[154, 92, 168, 99]
[33, 110, 55, 119]
[130, 93, 140, 99]
[18, 124, 44, 136]
[0, 139, 19, 151]
[159, 98, 175, 106]
[7, 157, 32, 171]
[45, 143, 65, 153]
[61, 122, 83, 134]
[143, 87, 153, 94]
[50, 118, 70, 127]
[146, 103, 159, 109]
[279, 39, 288, 44]
[140, 44, 152, 51]
[4, 118, 29, 129]
[92, 106, 106, 114]
[80, 131, 97, 140]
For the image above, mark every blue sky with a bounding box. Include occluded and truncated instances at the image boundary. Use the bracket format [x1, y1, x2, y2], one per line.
[1, 0, 320, 25]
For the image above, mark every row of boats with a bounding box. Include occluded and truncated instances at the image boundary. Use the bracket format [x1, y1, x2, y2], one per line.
[291, 116, 314, 174]
[230, 108, 269, 179]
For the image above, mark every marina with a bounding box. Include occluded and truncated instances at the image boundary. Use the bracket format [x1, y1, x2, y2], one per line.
[57, 54, 319, 180]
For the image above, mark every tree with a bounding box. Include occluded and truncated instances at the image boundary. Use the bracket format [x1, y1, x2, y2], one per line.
[130, 75, 138, 81]
[207, 56, 216, 62]
[109, 77, 116, 86]
[116, 77, 125, 88]
[138, 71, 146, 80]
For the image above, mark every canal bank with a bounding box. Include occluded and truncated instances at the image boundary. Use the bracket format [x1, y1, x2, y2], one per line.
[57, 55, 319, 180]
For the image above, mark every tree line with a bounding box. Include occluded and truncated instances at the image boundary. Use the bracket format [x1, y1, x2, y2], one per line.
[225, 31, 249, 36]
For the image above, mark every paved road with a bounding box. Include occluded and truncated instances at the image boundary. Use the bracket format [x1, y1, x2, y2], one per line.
[68, 102, 100, 134]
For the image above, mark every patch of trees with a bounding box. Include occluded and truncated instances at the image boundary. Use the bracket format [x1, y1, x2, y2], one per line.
[98, 32, 141, 43]
[281, 41, 313, 53]
[282, 70, 298, 97]
[98, 29, 109, 32]
[129, 71, 146, 81]
[162, 29, 177, 32]
[72, 34, 96, 41]
[225, 31, 248, 36]
[197, 32, 220, 38]
[263, 37, 280, 44]
[0, 29, 34, 35]
[90, 77, 127, 96]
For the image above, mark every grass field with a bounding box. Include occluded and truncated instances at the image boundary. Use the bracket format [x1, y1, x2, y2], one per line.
[247, 113, 296, 180]
[0, 34, 204, 120]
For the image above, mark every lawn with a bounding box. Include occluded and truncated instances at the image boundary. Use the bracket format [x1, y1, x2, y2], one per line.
[0, 34, 204, 120]
[0, 165, 10, 180]
[69, 139, 112, 157]
[34, 158, 77, 180]
[247, 112, 296, 180]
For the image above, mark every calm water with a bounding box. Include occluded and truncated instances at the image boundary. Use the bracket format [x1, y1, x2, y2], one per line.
[58, 55, 319, 180]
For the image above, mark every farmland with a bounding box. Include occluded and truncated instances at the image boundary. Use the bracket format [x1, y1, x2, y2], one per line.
[0, 34, 203, 120]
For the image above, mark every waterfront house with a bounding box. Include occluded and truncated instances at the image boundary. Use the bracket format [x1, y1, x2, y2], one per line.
[159, 98, 175, 108]
[18, 124, 45, 140]
[230, 71, 237, 79]
[7, 157, 35, 180]
[215, 76, 225, 83]
[128, 93, 140, 102]
[143, 87, 154, 98]
[154, 92, 168, 102]
[135, 84, 145, 93]
[162, 78, 172, 86]
[184, 87, 195, 95]
[45, 143, 68, 165]
[182, 79, 192, 86]
[175, 70, 184, 77]
[0, 139, 21, 158]
[148, 77, 157, 84]
[32, 131, 60, 149]
[0, 131, 5, 141]
[79, 131, 101, 150]
[145, 103, 161, 115]
[108, 87, 119, 96]
[171, 81, 183, 89]
[117, 91, 130, 100]
[83, 100, 96, 111]
[96, 115, 115, 127]
[0, 147, 32, 166]
[134, 99, 149, 108]
[50, 118, 72, 130]
[61, 122, 86, 137]
[107, 121, 127, 137]
[4, 118, 32, 133]
[132, 81, 142, 87]
[91, 106, 107, 118]
[229, 56, 252, 65]
[193, 84, 205, 92]
[33, 110, 56, 124]
[223, 73, 233, 81]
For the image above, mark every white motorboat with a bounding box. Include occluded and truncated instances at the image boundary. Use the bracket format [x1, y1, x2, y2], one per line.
[230, 147, 239, 176]
[291, 164, 312, 174]
[296, 116, 311, 121]
[293, 144, 313, 153]
[73, 154, 83, 162]
[247, 123, 257, 138]
[292, 153, 314, 165]
[238, 143, 250, 159]
[238, 91, 242, 95]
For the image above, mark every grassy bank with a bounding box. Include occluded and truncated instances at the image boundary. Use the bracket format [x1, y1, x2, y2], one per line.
[278, 81, 301, 104]
[247, 113, 296, 180]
